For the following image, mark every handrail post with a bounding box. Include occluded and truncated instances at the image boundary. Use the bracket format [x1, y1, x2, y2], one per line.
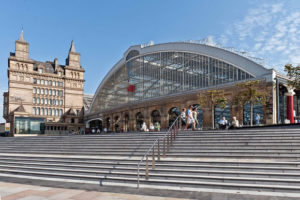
[152, 147, 155, 169]
[145, 155, 149, 180]
[136, 116, 181, 189]
[157, 139, 160, 161]
[137, 164, 140, 188]
[167, 132, 169, 150]
[163, 137, 166, 157]
[174, 126, 176, 140]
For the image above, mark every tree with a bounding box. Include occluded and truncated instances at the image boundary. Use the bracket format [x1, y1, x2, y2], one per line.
[284, 64, 300, 90]
[235, 80, 267, 126]
[198, 90, 227, 129]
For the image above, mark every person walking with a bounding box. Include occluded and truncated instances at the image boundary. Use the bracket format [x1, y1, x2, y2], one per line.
[185, 105, 195, 130]
[192, 107, 198, 130]
[180, 108, 187, 129]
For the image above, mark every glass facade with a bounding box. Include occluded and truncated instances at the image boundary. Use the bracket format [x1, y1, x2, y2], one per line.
[91, 51, 254, 113]
[243, 103, 264, 125]
[15, 117, 45, 134]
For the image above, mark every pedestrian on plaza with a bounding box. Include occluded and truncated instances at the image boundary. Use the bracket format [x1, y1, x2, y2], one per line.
[155, 122, 160, 131]
[255, 114, 261, 125]
[185, 105, 195, 130]
[149, 123, 155, 132]
[192, 107, 198, 129]
[230, 116, 240, 129]
[141, 122, 148, 132]
[181, 108, 187, 129]
[218, 116, 228, 129]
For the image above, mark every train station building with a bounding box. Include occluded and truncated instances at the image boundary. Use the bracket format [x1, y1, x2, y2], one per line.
[85, 41, 300, 131]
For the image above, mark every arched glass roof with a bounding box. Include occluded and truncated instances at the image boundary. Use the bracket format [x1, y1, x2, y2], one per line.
[90, 50, 255, 113]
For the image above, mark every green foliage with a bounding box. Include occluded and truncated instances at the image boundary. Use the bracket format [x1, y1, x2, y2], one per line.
[198, 90, 227, 109]
[235, 80, 267, 106]
[284, 64, 300, 90]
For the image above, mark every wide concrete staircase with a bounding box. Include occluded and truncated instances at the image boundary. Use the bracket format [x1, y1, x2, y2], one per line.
[1, 129, 300, 199]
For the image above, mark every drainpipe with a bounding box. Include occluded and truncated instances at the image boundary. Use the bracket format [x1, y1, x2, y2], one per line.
[275, 77, 280, 124]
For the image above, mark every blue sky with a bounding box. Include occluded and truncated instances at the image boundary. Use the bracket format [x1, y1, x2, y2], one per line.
[0, 0, 299, 122]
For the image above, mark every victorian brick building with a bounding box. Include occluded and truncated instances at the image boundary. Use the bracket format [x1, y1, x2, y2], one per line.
[2, 31, 85, 135]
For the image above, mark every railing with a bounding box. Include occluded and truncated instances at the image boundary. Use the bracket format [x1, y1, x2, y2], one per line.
[137, 116, 181, 188]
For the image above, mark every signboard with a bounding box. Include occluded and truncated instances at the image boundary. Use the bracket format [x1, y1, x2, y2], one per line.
[127, 85, 136, 92]
[5, 123, 10, 133]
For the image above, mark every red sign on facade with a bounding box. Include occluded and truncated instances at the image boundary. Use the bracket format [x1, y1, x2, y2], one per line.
[127, 85, 136, 92]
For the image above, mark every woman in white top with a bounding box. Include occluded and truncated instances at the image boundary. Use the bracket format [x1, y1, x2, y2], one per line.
[185, 105, 195, 130]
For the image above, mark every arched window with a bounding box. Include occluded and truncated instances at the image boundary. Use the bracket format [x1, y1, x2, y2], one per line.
[56, 109, 59, 116]
[214, 103, 231, 129]
[37, 98, 40, 104]
[59, 109, 63, 116]
[151, 110, 161, 124]
[136, 112, 144, 130]
[37, 107, 40, 115]
[33, 107, 36, 115]
[168, 107, 180, 127]
[33, 88, 36, 93]
[41, 108, 44, 115]
[33, 97, 36, 104]
[243, 102, 264, 125]
[49, 108, 52, 116]
[45, 89, 48, 95]
[45, 98, 48, 105]
[44, 108, 48, 116]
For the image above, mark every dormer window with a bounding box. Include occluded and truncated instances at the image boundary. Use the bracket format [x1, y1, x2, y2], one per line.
[58, 71, 62, 77]
[39, 69, 43, 74]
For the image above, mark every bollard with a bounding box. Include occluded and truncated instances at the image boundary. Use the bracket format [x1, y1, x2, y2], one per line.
[157, 139, 160, 161]
[163, 137, 166, 157]
[152, 147, 155, 169]
[167, 133, 170, 151]
[145, 156, 149, 180]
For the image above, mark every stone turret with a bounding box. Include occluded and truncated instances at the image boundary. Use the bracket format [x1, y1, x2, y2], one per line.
[15, 30, 29, 59]
[66, 40, 81, 68]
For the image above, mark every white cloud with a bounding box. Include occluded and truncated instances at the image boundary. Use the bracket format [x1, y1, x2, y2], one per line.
[218, 2, 300, 69]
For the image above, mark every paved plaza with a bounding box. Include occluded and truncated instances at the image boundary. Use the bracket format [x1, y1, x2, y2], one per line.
[0, 181, 186, 200]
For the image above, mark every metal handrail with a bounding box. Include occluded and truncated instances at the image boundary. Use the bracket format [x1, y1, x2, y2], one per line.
[137, 115, 181, 188]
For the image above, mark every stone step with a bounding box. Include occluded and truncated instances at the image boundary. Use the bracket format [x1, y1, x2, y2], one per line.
[1, 168, 300, 193]
[1, 155, 299, 167]
[1, 164, 300, 186]
[1, 160, 300, 174]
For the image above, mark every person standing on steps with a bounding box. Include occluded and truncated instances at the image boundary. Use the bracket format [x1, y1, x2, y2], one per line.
[255, 114, 261, 125]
